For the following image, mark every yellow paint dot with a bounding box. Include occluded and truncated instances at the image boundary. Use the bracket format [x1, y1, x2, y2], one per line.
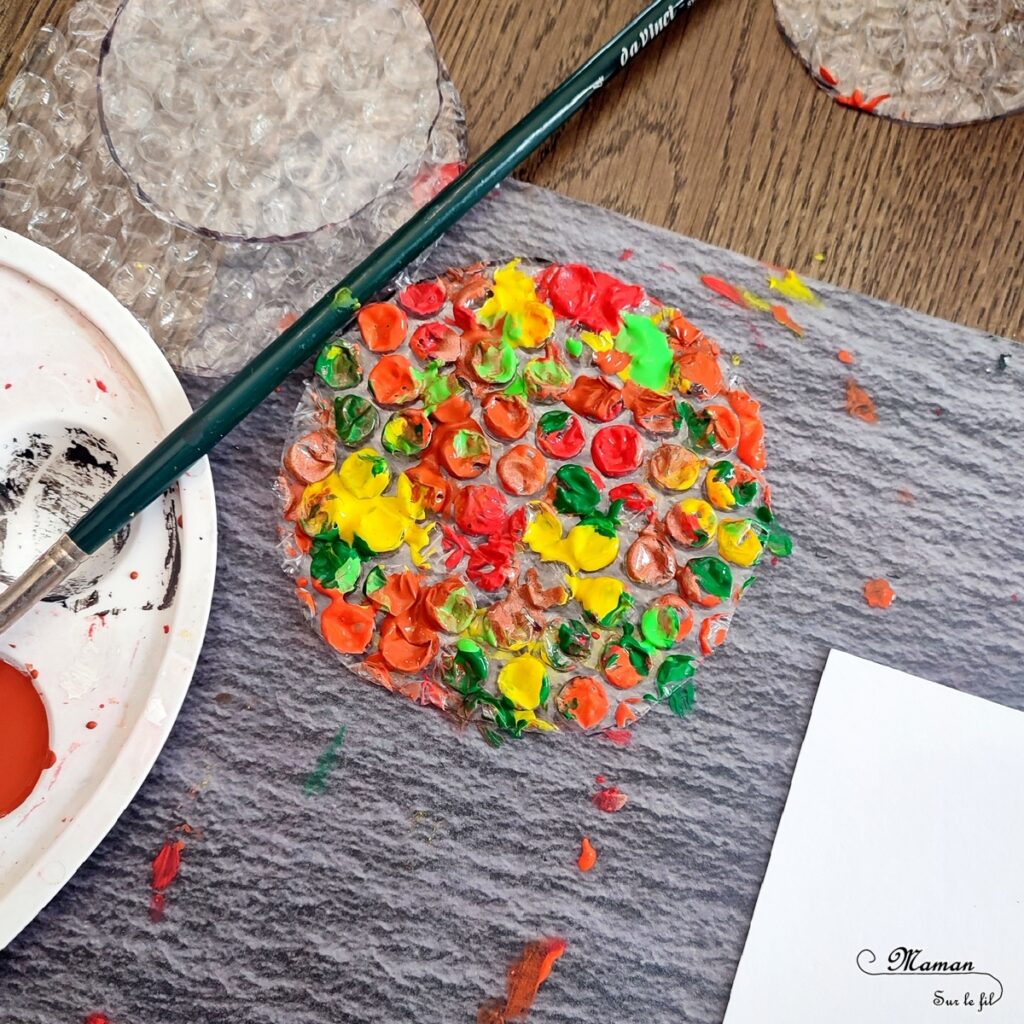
[717, 518, 764, 567]
[498, 654, 548, 709]
[567, 575, 627, 622]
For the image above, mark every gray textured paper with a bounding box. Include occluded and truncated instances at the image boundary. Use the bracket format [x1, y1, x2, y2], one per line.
[2, 182, 1022, 1024]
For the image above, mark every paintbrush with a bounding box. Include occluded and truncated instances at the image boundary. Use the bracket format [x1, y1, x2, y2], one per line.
[0, 0, 696, 633]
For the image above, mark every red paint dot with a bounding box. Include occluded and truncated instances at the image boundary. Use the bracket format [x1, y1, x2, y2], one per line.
[595, 774, 606, 784]
[619, 248, 635, 261]
[129, 571, 139, 580]
[95, 379, 108, 392]
[86, 721, 97, 730]
[3, 383, 11, 390]
[84, 1014, 112, 1024]
[399, 279, 446, 317]
[176, 514, 184, 528]
[163, 625, 170, 634]
[591, 424, 643, 477]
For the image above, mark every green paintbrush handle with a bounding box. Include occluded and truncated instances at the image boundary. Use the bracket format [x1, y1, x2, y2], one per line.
[71, 0, 694, 555]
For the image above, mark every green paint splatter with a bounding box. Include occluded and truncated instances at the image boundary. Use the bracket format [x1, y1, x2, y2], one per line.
[565, 337, 584, 358]
[303, 725, 347, 796]
[310, 537, 362, 593]
[334, 395, 379, 447]
[686, 556, 733, 599]
[332, 287, 360, 313]
[552, 464, 600, 516]
[315, 341, 362, 390]
[615, 313, 674, 392]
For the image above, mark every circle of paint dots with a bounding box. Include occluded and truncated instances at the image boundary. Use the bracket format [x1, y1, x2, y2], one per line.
[717, 518, 764, 567]
[381, 409, 431, 456]
[439, 425, 491, 479]
[399, 279, 446, 317]
[665, 498, 718, 549]
[333, 395, 380, 447]
[497, 445, 548, 496]
[423, 578, 476, 633]
[357, 302, 409, 353]
[482, 392, 532, 441]
[368, 354, 421, 405]
[315, 340, 363, 389]
[625, 526, 677, 585]
[591, 424, 643, 478]
[556, 675, 610, 730]
[678, 556, 733, 608]
[536, 410, 585, 459]
[649, 444, 703, 492]
[705, 460, 760, 510]
[410, 321, 460, 363]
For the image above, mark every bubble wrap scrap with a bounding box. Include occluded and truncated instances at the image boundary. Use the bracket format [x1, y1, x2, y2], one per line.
[276, 259, 792, 746]
[0, 0, 467, 376]
[775, 0, 1024, 126]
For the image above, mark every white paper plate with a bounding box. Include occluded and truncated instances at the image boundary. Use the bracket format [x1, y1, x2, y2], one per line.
[0, 228, 217, 949]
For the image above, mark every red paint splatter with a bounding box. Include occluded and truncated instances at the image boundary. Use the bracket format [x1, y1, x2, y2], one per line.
[595, 774, 606, 784]
[819, 65, 838, 86]
[897, 489, 916, 504]
[863, 578, 896, 609]
[177, 514, 184, 528]
[0, 660, 51, 816]
[619, 248, 635, 261]
[700, 274, 747, 308]
[163, 625, 170, 634]
[845, 378, 878, 423]
[601, 728, 633, 747]
[592, 786, 628, 813]
[3, 383, 11, 390]
[836, 88, 891, 112]
[95, 379, 108, 393]
[277, 311, 299, 332]
[577, 836, 598, 872]
[836, 349, 855, 365]
[149, 839, 185, 922]
[478, 937, 567, 1023]
[84, 1014, 112, 1024]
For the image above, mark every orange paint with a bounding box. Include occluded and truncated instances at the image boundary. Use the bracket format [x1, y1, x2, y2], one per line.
[315, 582, 376, 654]
[577, 836, 598, 872]
[845, 378, 878, 423]
[368, 354, 420, 405]
[483, 393, 531, 440]
[556, 675, 610, 730]
[725, 389, 766, 470]
[819, 65, 838, 86]
[614, 701, 638, 727]
[285, 430, 337, 484]
[770, 304, 804, 336]
[836, 88, 890, 112]
[504, 938, 567, 1019]
[699, 615, 729, 657]
[700, 274, 747, 308]
[357, 301, 409, 353]
[0, 659, 51, 817]
[863, 577, 895, 609]
[837, 349, 855, 365]
[622, 380, 678, 434]
[497, 444, 548, 496]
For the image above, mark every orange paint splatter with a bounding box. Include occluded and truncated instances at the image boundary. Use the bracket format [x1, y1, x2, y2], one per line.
[819, 65, 838, 86]
[836, 89, 891, 112]
[86, 721, 97, 730]
[592, 786, 628, 813]
[863, 578, 896, 609]
[577, 837, 598, 872]
[845, 378, 878, 423]
[836, 349, 855, 365]
[770, 304, 804, 336]
[700, 274, 747, 308]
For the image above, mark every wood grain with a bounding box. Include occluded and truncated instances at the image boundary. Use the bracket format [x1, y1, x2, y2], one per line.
[3, 0, 1022, 338]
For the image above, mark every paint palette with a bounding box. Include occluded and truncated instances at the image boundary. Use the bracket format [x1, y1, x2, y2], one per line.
[277, 259, 790, 744]
[0, 229, 217, 949]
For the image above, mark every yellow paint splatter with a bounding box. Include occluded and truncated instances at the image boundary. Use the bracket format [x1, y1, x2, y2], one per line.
[768, 269, 821, 306]
[498, 654, 548, 709]
[477, 260, 554, 348]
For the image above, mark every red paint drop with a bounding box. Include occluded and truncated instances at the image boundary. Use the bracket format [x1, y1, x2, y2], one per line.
[95, 379, 108, 392]
[149, 838, 185, 921]
[592, 786, 628, 812]
[84, 1014, 112, 1024]
[129, 571, 139, 580]
[595, 774, 606, 784]
[86, 721, 97, 730]
[163, 625, 170, 634]
[4, 383, 11, 389]
[619, 248, 635, 261]
[836, 349, 855, 365]
[0, 660, 51, 817]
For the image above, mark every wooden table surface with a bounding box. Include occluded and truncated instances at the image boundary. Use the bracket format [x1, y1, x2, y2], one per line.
[3, 0, 1022, 339]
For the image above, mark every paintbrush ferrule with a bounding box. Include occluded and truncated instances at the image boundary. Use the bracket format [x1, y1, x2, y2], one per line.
[0, 534, 89, 633]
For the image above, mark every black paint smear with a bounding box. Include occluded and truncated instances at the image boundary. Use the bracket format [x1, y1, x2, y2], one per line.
[64, 441, 117, 478]
[157, 495, 182, 612]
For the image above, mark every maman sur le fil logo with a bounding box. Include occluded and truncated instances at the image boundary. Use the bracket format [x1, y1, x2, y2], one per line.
[857, 947, 1003, 1012]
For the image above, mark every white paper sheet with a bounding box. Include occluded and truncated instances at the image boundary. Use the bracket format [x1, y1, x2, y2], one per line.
[724, 649, 1022, 1022]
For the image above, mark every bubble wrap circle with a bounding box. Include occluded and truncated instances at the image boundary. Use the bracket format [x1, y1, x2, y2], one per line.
[276, 260, 792, 745]
[0, 0, 466, 376]
[99, 0, 445, 240]
[775, 0, 1024, 125]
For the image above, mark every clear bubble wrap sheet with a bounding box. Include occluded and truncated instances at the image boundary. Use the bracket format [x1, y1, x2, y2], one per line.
[775, 0, 1024, 125]
[0, 0, 467, 375]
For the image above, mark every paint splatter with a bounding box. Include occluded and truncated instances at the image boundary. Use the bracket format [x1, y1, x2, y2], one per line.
[478, 938, 567, 1023]
[592, 786, 628, 813]
[863, 578, 895, 609]
[95, 379, 108, 393]
[836, 89, 891, 112]
[619, 249, 635, 261]
[845, 379, 878, 423]
[996, 353, 1010, 372]
[770, 305, 804, 337]
[149, 838, 185, 922]
[819, 65, 838, 86]
[700, 274, 804, 336]
[303, 725, 347, 796]
[577, 836, 598, 871]
[837, 349, 855, 365]
[84, 1015, 112, 1024]
[896, 489, 916, 505]
[813, 251, 826, 262]
[767, 269, 820, 306]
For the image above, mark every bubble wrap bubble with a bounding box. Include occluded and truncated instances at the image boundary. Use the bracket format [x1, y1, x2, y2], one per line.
[275, 259, 790, 745]
[775, 0, 1024, 125]
[0, 0, 466, 376]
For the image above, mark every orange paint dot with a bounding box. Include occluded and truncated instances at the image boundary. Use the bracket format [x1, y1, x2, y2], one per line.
[863, 577, 895, 609]
[845, 378, 878, 423]
[577, 836, 598, 872]
[86, 720, 97, 730]
[837, 349, 855, 365]
[770, 304, 804, 336]
[357, 301, 408, 353]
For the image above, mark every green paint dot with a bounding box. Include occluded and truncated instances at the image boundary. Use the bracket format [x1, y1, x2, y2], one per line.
[382, 413, 429, 455]
[557, 619, 593, 659]
[686, 556, 733, 599]
[538, 410, 571, 436]
[552, 464, 600, 517]
[472, 339, 518, 383]
[615, 313, 674, 392]
[316, 341, 363, 390]
[524, 352, 572, 399]
[334, 395, 379, 447]
[641, 606, 680, 650]
[565, 337, 584, 358]
[309, 536, 362, 594]
[657, 654, 697, 688]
